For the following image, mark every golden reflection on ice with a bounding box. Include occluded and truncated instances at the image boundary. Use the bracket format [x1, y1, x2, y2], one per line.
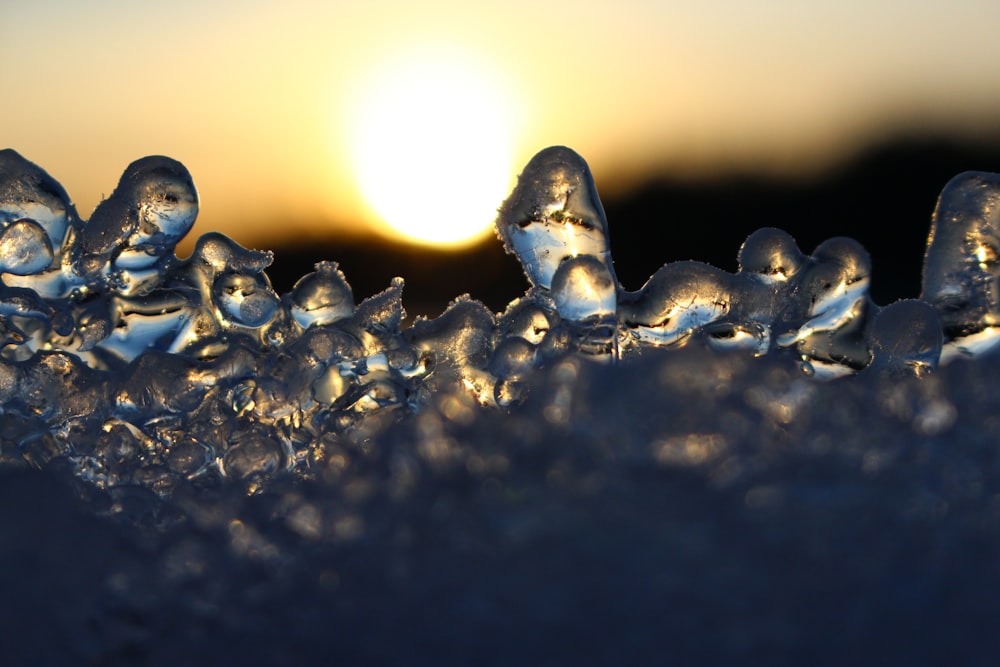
[975, 241, 998, 269]
[653, 433, 728, 466]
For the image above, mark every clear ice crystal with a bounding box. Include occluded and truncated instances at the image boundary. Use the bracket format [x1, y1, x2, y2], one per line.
[496, 146, 617, 291]
[619, 261, 733, 348]
[0, 219, 54, 276]
[288, 261, 354, 329]
[737, 227, 807, 284]
[865, 299, 942, 377]
[70, 156, 198, 295]
[0, 149, 76, 259]
[922, 171, 1000, 357]
[0, 145, 990, 499]
[775, 237, 874, 374]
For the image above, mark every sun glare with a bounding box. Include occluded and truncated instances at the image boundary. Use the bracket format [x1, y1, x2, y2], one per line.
[345, 47, 519, 247]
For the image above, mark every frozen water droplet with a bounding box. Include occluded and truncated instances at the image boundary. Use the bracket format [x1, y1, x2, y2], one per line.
[497, 296, 552, 345]
[289, 261, 354, 329]
[776, 237, 873, 373]
[867, 299, 942, 376]
[163, 233, 279, 355]
[0, 149, 77, 255]
[0, 219, 53, 276]
[70, 156, 197, 291]
[114, 351, 213, 415]
[166, 437, 214, 477]
[0, 282, 72, 349]
[738, 227, 806, 284]
[540, 316, 619, 363]
[189, 231, 272, 276]
[922, 171, 1000, 348]
[489, 337, 536, 408]
[620, 261, 731, 348]
[0, 151, 80, 299]
[543, 255, 619, 362]
[497, 146, 617, 291]
[234, 377, 300, 422]
[223, 428, 287, 481]
[407, 297, 496, 402]
[551, 255, 616, 322]
[407, 297, 495, 368]
[349, 277, 406, 355]
[288, 325, 366, 367]
[212, 272, 279, 328]
[489, 336, 536, 381]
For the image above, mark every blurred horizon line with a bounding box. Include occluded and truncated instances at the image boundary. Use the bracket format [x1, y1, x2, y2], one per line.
[173, 122, 1000, 256]
[249, 130, 1000, 321]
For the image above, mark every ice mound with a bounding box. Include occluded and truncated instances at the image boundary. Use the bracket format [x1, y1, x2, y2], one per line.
[3, 146, 1000, 664]
[0, 145, 993, 481]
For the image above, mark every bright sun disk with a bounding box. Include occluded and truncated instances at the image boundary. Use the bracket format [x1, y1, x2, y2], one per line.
[346, 48, 519, 247]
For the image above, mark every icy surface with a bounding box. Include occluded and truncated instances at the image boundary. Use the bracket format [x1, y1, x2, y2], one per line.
[2, 147, 1000, 664]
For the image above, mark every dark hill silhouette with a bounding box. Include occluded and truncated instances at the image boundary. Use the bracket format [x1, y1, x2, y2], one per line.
[267, 135, 1000, 318]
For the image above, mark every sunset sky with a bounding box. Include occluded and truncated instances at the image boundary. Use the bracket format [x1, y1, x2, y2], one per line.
[5, 0, 1000, 253]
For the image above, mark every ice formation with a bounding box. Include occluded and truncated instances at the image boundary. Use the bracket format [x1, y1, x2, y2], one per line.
[0, 145, 996, 495]
[6, 145, 1000, 665]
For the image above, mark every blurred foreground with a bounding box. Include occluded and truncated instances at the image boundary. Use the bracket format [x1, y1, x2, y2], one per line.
[2, 346, 999, 665]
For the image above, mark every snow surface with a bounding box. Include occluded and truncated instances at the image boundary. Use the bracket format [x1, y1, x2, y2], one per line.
[3, 346, 1000, 665]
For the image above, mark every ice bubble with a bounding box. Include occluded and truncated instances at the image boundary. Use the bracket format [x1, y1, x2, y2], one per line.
[0, 219, 54, 276]
[212, 272, 280, 328]
[288, 261, 354, 329]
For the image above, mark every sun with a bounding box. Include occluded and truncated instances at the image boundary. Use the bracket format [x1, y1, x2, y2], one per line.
[345, 46, 520, 247]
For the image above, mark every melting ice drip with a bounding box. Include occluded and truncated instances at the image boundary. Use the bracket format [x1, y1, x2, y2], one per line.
[0, 146, 995, 493]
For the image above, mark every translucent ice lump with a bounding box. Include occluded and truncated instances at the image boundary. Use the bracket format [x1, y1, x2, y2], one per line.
[0, 146, 992, 495]
[496, 146, 617, 292]
[921, 171, 1000, 360]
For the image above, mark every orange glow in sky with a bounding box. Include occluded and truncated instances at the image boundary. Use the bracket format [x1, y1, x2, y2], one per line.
[4, 0, 1000, 252]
